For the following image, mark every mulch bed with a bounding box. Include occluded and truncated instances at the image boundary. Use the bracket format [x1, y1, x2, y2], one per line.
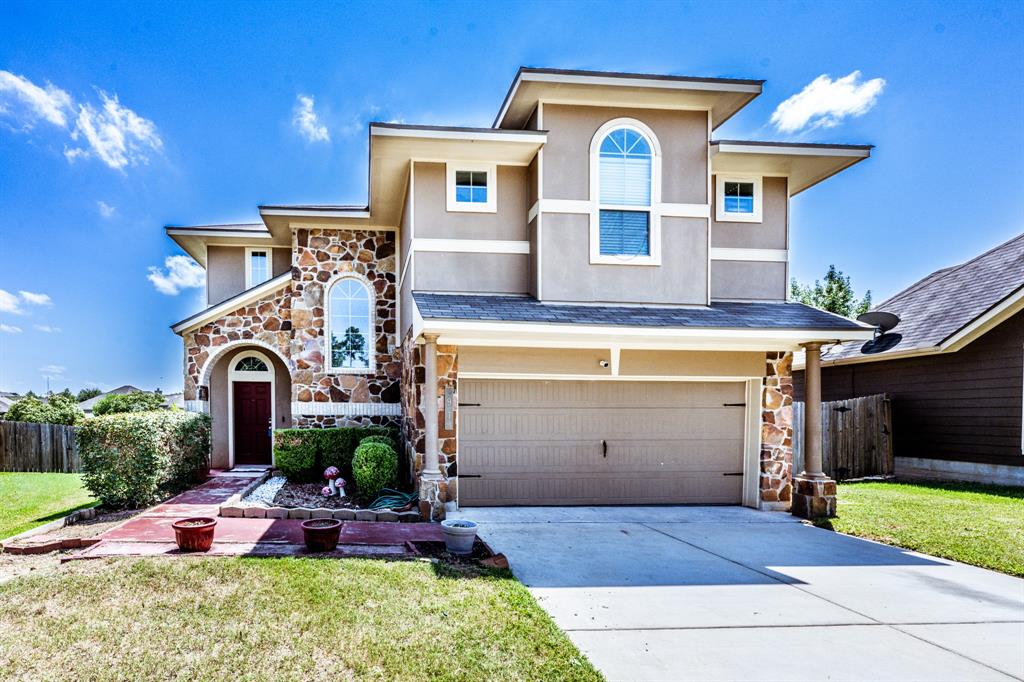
[271, 482, 363, 510]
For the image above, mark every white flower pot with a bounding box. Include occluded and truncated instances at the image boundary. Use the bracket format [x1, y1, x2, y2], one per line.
[440, 519, 478, 555]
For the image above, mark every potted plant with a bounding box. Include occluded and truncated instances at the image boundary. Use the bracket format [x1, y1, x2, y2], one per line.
[440, 519, 478, 555]
[172, 517, 217, 552]
[301, 518, 342, 552]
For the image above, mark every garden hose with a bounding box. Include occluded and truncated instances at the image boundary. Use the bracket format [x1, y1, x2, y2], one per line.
[369, 488, 418, 510]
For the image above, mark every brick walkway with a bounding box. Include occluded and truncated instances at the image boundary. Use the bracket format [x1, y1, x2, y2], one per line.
[72, 469, 442, 560]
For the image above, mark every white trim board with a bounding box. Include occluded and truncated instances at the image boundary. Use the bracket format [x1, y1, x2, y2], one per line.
[412, 238, 530, 255]
[710, 248, 788, 262]
[291, 402, 402, 417]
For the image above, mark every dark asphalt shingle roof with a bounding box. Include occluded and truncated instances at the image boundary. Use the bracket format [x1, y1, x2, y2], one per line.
[412, 293, 867, 331]
[826, 232, 1024, 362]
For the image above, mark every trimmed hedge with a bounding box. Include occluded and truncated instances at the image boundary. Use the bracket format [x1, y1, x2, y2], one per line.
[79, 410, 211, 509]
[272, 426, 398, 481]
[352, 441, 398, 498]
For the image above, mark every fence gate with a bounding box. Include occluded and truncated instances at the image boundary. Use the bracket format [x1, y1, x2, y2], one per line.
[0, 421, 81, 473]
[792, 393, 893, 480]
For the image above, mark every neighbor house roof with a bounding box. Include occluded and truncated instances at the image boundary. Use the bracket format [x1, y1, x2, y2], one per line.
[413, 293, 867, 330]
[822, 232, 1024, 366]
[79, 385, 143, 413]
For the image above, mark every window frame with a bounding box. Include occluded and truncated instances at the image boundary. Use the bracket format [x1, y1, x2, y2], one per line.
[715, 175, 763, 224]
[588, 118, 663, 266]
[324, 274, 376, 375]
[245, 247, 272, 289]
[446, 162, 498, 213]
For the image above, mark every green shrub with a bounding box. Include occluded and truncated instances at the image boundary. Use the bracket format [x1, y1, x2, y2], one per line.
[79, 411, 211, 509]
[359, 434, 398, 451]
[5, 394, 83, 425]
[352, 441, 398, 498]
[93, 391, 165, 416]
[273, 430, 318, 480]
[272, 426, 399, 482]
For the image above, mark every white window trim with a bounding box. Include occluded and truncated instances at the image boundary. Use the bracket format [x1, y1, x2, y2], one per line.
[245, 247, 272, 289]
[588, 118, 663, 266]
[227, 350, 275, 469]
[715, 175, 763, 223]
[325, 273, 377, 375]
[446, 162, 497, 213]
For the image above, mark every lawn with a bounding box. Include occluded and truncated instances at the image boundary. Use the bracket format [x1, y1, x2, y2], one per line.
[0, 557, 601, 682]
[0, 473, 95, 540]
[819, 480, 1024, 576]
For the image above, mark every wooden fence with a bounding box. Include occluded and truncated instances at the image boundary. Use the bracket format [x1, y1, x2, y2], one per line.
[0, 421, 81, 473]
[793, 393, 893, 480]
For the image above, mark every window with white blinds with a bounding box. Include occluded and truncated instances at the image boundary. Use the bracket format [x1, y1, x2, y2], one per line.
[598, 127, 652, 256]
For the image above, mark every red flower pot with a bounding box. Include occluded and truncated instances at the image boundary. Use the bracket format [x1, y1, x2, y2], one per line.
[301, 518, 342, 552]
[172, 517, 217, 552]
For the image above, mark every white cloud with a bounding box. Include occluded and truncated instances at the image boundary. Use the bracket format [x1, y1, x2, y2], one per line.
[97, 200, 116, 218]
[39, 364, 65, 379]
[147, 255, 205, 295]
[66, 92, 163, 170]
[0, 323, 22, 334]
[770, 71, 886, 134]
[0, 70, 73, 128]
[0, 289, 22, 314]
[292, 95, 330, 143]
[33, 324, 61, 333]
[19, 290, 52, 306]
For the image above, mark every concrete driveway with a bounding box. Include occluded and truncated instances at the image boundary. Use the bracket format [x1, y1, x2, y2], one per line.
[451, 506, 1024, 682]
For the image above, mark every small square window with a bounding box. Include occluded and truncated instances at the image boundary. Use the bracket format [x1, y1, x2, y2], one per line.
[715, 176, 762, 223]
[455, 170, 488, 204]
[446, 163, 497, 213]
[723, 181, 755, 213]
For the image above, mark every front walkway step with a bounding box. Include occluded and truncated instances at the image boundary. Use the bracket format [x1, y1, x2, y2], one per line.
[71, 539, 410, 559]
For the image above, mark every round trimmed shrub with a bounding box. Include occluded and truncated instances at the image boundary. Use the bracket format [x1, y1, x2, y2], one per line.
[352, 441, 398, 498]
[358, 434, 398, 452]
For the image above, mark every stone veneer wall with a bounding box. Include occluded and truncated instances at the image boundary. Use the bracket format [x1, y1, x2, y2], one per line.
[760, 351, 795, 508]
[400, 333, 458, 504]
[183, 228, 401, 430]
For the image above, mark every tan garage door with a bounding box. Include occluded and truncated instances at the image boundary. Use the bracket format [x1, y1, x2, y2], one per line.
[459, 379, 747, 506]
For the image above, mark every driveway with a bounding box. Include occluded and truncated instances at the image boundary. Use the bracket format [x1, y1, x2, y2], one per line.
[451, 506, 1024, 682]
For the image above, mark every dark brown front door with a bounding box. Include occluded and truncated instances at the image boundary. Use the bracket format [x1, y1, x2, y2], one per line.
[234, 381, 271, 465]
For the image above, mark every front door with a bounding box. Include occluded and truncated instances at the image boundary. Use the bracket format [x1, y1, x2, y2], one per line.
[233, 381, 272, 465]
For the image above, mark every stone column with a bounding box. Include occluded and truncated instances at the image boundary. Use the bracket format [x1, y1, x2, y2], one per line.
[418, 333, 444, 520]
[791, 343, 837, 519]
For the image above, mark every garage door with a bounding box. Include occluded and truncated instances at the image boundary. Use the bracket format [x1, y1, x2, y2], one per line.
[459, 379, 747, 506]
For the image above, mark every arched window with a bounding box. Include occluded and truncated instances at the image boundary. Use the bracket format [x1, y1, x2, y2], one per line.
[327, 277, 373, 372]
[234, 356, 268, 372]
[598, 126, 653, 257]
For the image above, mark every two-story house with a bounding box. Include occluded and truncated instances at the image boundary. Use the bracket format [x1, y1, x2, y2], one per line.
[166, 67, 875, 519]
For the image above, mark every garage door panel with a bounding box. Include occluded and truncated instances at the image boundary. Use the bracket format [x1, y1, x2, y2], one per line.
[459, 379, 748, 506]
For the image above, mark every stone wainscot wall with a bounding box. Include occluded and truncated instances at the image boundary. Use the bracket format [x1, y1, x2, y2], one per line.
[760, 351, 795, 509]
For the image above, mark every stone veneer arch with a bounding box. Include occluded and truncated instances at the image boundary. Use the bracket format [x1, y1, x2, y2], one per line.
[198, 338, 293, 389]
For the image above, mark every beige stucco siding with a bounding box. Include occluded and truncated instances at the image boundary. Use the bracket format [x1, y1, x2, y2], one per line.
[527, 216, 539, 298]
[618, 350, 765, 377]
[209, 346, 291, 469]
[206, 246, 290, 306]
[272, 248, 291, 278]
[414, 252, 530, 294]
[710, 260, 787, 301]
[539, 213, 708, 304]
[541, 104, 708, 204]
[460, 346, 613, 377]
[413, 163, 528, 241]
[711, 176, 788, 250]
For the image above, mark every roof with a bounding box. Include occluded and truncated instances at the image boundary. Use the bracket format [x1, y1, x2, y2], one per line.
[171, 272, 291, 335]
[164, 223, 265, 232]
[413, 293, 866, 331]
[712, 139, 873, 151]
[824, 232, 1024, 364]
[79, 385, 143, 412]
[710, 140, 872, 195]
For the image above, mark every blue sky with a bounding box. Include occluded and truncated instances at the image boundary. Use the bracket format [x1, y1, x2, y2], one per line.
[1, 0, 1021, 395]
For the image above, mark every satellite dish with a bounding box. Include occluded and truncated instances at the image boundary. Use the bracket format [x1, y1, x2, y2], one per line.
[857, 311, 901, 333]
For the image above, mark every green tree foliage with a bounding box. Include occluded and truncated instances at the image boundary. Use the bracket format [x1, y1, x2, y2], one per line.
[92, 391, 165, 416]
[76, 387, 103, 402]
[5, 394, 84, 425]
[790, 265, 872, 318]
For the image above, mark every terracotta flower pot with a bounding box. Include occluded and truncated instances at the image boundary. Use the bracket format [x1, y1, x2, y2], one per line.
[301, 518, 342, 552]
[172, 517, 217, 552]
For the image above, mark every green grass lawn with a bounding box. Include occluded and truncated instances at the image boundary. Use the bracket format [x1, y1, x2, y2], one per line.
[0, 557, 600, 682]
[818, 480, 1024, 576]
[0, 473, 96, 540]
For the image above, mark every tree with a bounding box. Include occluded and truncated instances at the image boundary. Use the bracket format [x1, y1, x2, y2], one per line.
[5, 394, 83, 425]
[92, 391, 165, 416]
[791, 265, 872, 318]
[76, 387, 103, 402]
[333, 326, 368, 368]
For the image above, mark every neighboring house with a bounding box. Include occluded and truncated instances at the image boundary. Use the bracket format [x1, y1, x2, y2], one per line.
[794, 233, 1024, 486]
[0, 392, 20, 417]
[78, 385, 143, 415]
[165, 67, 876, 518]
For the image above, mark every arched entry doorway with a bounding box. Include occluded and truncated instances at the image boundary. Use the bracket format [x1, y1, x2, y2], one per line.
[228, 350, 275, 466]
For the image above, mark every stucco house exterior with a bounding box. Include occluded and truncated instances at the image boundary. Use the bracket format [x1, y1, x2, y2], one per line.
[165, 67, 876, 519]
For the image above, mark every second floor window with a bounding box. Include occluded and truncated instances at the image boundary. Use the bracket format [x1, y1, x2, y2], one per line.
[328, 277, 372, 372]
[599, 127, 652, 257]
[246, 249, 270, 288]
[455, 170, 488, 204]
[446, 162, 497, 213]
[715, 175, 763, 223]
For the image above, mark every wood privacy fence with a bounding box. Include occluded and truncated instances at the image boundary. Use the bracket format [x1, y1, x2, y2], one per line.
[0, 421, 81, 473]
[793, 394, 894, 480]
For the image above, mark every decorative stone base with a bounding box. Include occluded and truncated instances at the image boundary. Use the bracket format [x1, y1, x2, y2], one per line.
[791, 476, 837, 519]
[418, 475, 446, 522]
